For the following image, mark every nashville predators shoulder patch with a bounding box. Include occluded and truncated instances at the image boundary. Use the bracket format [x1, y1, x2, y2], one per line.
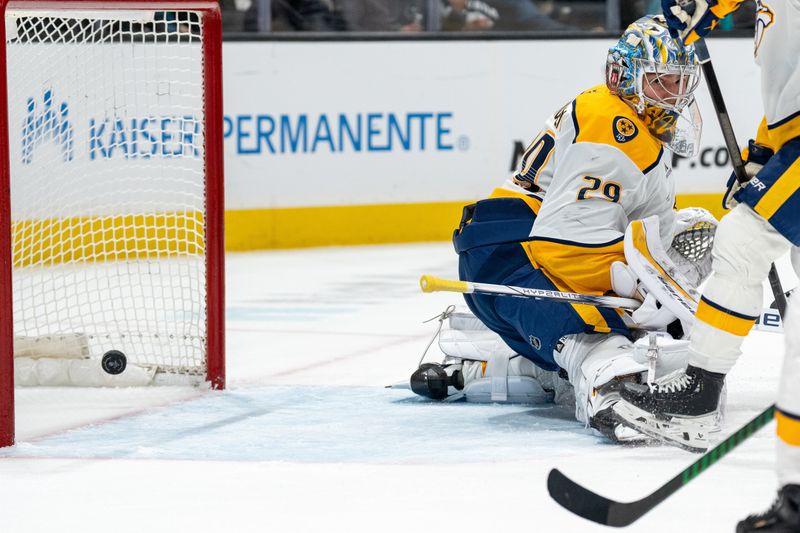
[612, 116, 638, 143]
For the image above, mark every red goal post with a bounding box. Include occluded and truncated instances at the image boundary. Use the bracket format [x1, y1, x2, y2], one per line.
[0, 0, 225, 447]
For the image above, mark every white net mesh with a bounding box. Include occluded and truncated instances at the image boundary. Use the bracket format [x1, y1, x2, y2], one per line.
[5, 9, 208, 378]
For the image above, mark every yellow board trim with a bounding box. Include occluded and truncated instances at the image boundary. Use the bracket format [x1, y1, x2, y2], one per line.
[675, 193, 726, 222]
[224, 193, 724, 251]
[777, 410, 800, 447]
[9, 194, 729, 262]
[695, 299, 756, 336]
[225, 201, 469, 251]
[754, 158, 800, 220]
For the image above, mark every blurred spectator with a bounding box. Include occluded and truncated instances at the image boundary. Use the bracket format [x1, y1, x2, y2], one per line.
[441, 0, 572, 32]
[441, 0, 499, 31]
[220, 0, 252, 32]
[491, 0, 574, 30]
[218, 0, 756, 35]
[538, 0, 608, 31]
[338, 0, 425, 32]
[154, 10, 201, 36]
[271, 0, 346, 31]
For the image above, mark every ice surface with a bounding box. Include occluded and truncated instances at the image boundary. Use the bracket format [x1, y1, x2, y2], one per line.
[1, 242, 794, 532]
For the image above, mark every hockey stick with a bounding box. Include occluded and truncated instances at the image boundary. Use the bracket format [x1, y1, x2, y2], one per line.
[420, 274, 783, 332]
[420, 274, 642, 310]
[547, 405, 776, 527]
[693, 39, 788, 316]
[547, 38, 786, 526]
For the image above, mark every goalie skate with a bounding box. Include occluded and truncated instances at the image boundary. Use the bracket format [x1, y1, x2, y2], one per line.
[612, 366, 726, 453]
[611, 399, 721, 452]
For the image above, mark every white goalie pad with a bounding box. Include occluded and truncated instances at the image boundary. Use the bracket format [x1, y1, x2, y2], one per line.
[624, 216, 700, 327]
[460, 355, 556, 404]
[438, 308, 517, 361]
[556, 332, 690, 425]
[427, 307, 564, 404]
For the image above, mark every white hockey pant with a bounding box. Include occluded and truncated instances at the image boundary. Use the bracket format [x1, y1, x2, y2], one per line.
[778, 296, 800, 486]
[437, 310, 564, 404]
[689, 205, 792, 374]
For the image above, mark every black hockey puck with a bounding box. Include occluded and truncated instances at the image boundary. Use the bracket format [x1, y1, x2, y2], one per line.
[101, 350, 127, 375]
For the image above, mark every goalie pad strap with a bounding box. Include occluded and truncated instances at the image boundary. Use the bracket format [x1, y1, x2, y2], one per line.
[487, 352, 510, 402]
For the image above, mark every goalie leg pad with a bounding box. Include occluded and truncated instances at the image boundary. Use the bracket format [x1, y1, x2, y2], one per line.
[556, 334, 646, 425]
[438, 324, 517, 361]
[556, 333, 690, 426]
[461, 354, 557, 404]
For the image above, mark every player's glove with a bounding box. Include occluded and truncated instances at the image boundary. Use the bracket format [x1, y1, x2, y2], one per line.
[660, 0, 739, 44]
[722, 139, 774, 209]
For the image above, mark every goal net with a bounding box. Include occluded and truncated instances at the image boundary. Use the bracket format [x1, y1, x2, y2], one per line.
[0, 1, 225, 444]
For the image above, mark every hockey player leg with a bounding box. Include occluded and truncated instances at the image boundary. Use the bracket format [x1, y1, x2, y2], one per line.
[555, 332, 689, 444]
[408, 307, 558, 403]
[737, 296, 800, 532]
[615, 206, 790, 451]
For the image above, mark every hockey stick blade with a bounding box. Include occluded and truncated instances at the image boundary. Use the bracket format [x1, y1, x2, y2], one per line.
[547, 405, 776, 527]
[547, 468, 679, 527]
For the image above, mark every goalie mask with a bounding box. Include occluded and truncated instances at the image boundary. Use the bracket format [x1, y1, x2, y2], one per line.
[606, 15, 702, 157]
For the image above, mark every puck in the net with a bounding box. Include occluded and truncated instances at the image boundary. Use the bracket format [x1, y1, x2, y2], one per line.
[101, 350, 127, 375]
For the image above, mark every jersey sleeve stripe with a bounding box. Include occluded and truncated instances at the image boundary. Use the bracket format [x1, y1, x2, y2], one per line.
[642, 146, 664, 175]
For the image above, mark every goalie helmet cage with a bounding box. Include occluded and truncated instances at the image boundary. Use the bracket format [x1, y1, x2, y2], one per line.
[0, 0, 225, 447]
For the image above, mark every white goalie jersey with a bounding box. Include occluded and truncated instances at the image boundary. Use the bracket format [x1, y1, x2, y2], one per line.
[493, 84, 677, 297]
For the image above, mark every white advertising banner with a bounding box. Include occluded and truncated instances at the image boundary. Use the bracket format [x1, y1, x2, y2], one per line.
[222, 38, 762, 210]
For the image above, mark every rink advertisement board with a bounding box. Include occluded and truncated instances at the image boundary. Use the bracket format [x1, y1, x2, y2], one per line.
[220, 38, 760, 248]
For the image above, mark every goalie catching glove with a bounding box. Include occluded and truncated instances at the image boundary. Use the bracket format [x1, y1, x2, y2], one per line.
[611, 210, 717, 335]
